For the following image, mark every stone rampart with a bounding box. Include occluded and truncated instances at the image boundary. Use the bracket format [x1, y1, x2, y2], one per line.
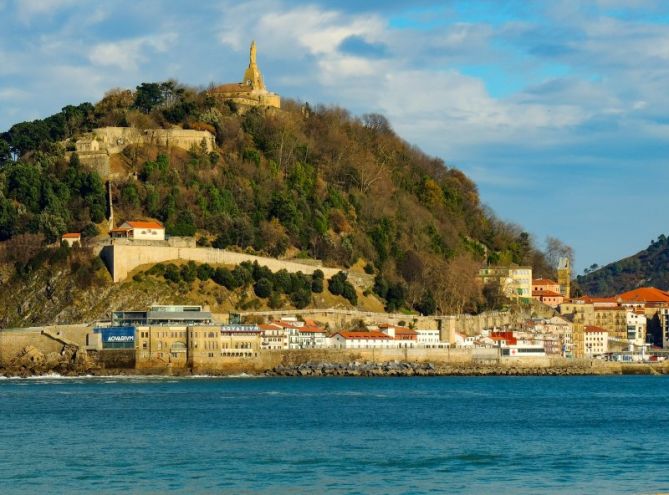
[102, 243, 373, 287]
[90, 127, 215, 154]
[70, 127, 216, 179]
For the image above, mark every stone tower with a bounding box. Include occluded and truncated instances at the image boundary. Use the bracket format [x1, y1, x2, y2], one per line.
[242, 40, 265, 90]
[557, 257, 571, 299]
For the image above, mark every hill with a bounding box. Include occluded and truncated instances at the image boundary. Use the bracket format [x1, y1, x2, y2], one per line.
[577, 235, 669, 296]
[0, 80, 560, 324]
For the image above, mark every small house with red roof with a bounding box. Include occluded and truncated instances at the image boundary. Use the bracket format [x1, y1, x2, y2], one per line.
[110, 220, 165, 241]
[61, 232, 81, 247]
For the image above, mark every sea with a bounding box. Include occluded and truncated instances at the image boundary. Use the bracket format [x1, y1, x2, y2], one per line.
[0, 375, 667, 495]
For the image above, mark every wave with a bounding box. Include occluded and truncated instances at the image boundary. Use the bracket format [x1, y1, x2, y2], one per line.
[0, 372, 263, 381]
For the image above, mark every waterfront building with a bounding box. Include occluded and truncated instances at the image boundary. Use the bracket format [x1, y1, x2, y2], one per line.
[626, 311, 647, 349]
[379, 324, 417, 348]
[414, 328, 441, 347]
[479, 265, 532, 301]
[333, 331, 396, 349]
[584, 326, 608, 357]
[188, 325, 262, 366]
[294, 325, 328, 349]
[136, 325, 189, 365]
[112, 305, 213, 327]
[259, 323, 288, 350]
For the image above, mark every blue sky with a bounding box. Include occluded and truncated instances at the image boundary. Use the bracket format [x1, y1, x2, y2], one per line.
[1, 0, 668, 273]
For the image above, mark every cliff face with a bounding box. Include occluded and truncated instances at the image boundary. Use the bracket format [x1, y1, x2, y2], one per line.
[577, 235, 669, 296]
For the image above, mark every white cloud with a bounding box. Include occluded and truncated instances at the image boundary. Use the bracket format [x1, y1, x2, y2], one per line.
[88, 33, 178, 70]
[15, 0, 79, 23]
[0, 88, 30, 101]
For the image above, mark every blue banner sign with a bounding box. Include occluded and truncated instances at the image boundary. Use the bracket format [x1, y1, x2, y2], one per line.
[98, 327, 136, 343]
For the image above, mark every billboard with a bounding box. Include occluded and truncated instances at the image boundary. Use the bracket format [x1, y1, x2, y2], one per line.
[95, 327, 135, 348]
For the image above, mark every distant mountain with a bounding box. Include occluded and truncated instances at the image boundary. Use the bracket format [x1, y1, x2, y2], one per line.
[577, 235, 669, 296]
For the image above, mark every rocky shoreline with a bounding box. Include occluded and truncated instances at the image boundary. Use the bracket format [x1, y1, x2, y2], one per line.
[265, 360, 608, 377]
[3, 349, 668, 378]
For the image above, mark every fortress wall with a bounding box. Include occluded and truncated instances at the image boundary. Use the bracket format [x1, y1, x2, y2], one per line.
[92, 127, 215, 154]
[104, 244, 373, 287]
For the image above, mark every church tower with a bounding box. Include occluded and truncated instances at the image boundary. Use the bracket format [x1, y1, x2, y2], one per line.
[242, 41, 265, 91]
[557, 257, 571, 299]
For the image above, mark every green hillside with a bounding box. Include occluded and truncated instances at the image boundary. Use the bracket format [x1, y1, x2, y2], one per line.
[0, 81, 558, 320]
[577, 235, 669, 296]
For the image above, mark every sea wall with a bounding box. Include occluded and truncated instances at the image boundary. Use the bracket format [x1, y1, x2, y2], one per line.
[0, 325, 89, 366]
[101, 243, 372, 287]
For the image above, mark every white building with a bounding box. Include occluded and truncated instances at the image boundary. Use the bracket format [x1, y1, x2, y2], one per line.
[333, 331, 396, 349]
[626, 311, 647, 348]
[110, 220, 165, 241]
[584, 326, 608, 357]
[414, 328, 441, 347]
[295, 326, 328, 349]
[260, 323, 288, 350]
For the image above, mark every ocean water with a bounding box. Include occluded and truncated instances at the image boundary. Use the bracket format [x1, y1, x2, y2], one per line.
[0, 376, 668, 495]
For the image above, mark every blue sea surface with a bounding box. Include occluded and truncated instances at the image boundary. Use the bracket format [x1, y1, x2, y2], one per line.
[0, 375, 668, 494]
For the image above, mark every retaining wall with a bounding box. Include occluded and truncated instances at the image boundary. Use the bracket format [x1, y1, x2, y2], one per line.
[102, 243, 372, 287]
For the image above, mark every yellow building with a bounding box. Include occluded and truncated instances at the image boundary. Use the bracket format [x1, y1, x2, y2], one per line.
[136, 326, 189, 368]
[209, 41, 280, 110]
[188, 325, 261, 369]
[479, 265, 532, 301]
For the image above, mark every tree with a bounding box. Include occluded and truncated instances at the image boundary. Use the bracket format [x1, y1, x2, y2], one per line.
[290, 288, 311, 309]
[0, 139, 11, 165]
[134, 83, 164, 113]
[180, 261, 198, 283]
[545, 236, 575, 271]
[311, 276, 324, 293]
[341, 283, 357, 305]
[415, 291, 436, 315]
[254, 278, 273, 298]
[197, 263, 214, 281]
[328, 271, 347, 296]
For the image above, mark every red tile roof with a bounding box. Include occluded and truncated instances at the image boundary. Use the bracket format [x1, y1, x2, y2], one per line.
[336, 331, 392, 340]
[125, 220, 164, 229]
[62, 233, 80, 239]
[298, 326, 326, 334]
[585, 325, 607, 333]
[533, 278, 558, 285]
[533, 290, 563, 297]
[617, 287, 669, 304]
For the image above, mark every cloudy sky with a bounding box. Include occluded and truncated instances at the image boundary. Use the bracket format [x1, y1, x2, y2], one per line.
[1, 0, 668, 273]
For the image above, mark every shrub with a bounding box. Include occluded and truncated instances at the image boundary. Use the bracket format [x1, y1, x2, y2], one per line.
[311, 276, 324, 293]
[254, 277, 273, 298]
[197, 263, 214, 281]
[328, 271, 347, 296]
[163, 264, 180, 283]
[212, 267, 236, 290]
[290, 288, 311, 309]
[180, 261, 197, 283]
[342, 283, 357, 305]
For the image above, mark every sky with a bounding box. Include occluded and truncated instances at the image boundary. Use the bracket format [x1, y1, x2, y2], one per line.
[1, 0, 668, 274]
